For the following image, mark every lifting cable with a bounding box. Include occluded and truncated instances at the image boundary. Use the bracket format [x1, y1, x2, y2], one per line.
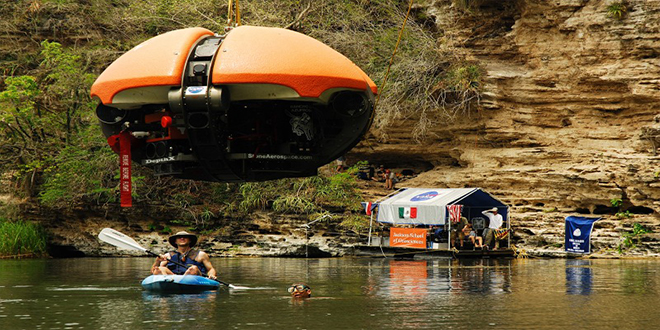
[374, 0, 414, 109]
[226, 0, 241, 27]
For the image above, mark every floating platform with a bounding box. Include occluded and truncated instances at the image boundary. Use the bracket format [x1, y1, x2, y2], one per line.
[353, 245, 515, 259]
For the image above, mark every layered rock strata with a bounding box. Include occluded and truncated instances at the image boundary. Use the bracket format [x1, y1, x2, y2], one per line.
[351, 0, 660, 256]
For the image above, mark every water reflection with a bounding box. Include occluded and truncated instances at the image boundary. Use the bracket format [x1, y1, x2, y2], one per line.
[450, 259, 512, 294]
[368, 259, 515, 300]
[566, 259, 593, 295]
[141, 291, 220, 325]
[2, 258, 660, 329]
[388, 260, 429, 297]
[97, 298, 144, 328]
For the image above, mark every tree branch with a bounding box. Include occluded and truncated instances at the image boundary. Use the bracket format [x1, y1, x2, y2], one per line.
[284, 2, 313, 30]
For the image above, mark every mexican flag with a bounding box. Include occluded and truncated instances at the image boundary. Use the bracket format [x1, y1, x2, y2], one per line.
[398, 207, 417, 219]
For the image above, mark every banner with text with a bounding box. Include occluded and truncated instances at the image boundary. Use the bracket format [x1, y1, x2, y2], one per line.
[389, 228, 427, 249]
[119, 131, 132, 208]
[565, 216, 600, 254]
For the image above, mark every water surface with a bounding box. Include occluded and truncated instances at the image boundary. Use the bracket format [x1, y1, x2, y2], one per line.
[0, 257, 658, 329]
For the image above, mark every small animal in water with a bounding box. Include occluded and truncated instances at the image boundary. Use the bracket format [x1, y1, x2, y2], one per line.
[287, 283, 312, 298]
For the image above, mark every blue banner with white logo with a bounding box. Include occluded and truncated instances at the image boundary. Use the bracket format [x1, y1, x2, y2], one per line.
[565, 216, 600, 253]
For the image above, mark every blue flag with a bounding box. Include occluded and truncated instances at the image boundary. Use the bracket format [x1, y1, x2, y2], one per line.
[565, 216, 600, 253]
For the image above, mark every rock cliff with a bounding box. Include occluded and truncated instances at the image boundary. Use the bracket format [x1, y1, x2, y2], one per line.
[351, 0, 660, 256]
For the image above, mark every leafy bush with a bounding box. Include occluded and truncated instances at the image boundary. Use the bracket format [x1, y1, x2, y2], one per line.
[617, 223, 651, 253]
[610, 198, 631, 218]
[272, 196, 317, 214]
[616, 210, 632, 219]
[39, 142, 117, 206]
[1, 41, 100, 200]
[0, 75, 43, 188]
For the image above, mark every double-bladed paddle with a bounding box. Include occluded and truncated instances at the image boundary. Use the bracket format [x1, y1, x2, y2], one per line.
[98, 228, 236, 288]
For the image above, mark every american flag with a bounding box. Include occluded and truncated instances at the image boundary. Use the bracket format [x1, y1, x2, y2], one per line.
[447, 204, 463, 224]
[361, 202, 378, 215]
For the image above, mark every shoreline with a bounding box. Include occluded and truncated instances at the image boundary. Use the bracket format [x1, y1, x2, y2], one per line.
[3, 245, 659, 260]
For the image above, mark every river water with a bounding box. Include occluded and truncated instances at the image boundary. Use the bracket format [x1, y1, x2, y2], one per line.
[0, 257, 659, 329]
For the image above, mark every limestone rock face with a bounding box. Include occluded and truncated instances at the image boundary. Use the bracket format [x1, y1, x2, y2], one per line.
[352, 0, 660, 255]
[42, 210, 361, 258]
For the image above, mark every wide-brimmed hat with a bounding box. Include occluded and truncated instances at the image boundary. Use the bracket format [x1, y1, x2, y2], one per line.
[168, 231, 198, 248]
[489, 207, 498, 212]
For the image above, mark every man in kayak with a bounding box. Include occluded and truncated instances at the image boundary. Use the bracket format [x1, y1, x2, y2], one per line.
[150, 231, 218, 280]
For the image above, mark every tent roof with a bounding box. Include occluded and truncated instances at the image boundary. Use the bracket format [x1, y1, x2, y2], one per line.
[376, 187, 508, 225]
[377, 188, 507, 207]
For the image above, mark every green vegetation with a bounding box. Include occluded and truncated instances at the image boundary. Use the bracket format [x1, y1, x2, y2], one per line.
[162, 225, 172, 234]
[441, 64, 483, 114]
[118, 167, 366, 232]
[238, 171, 362, 215]
[1, 40, 104, 202]
[339, 213, 371, 235]
[0, 0, 477, 231]
[0, 219, 48, 257]
[610, 198, 631, 218]
[617, 223, 651, 253]
[616, 210, 632, 219]
[606, 2, 627, 20]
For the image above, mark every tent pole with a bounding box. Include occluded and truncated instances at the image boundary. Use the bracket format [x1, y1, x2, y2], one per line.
[448, 212, 451, 251]
[368, 212, 374, 246]
[507, 208, 511, 249]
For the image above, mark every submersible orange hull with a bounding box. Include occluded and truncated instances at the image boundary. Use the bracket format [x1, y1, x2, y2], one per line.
[91, 26, 377, 182]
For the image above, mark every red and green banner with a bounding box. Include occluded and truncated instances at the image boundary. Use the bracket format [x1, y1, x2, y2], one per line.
[398, 206, 417, 219]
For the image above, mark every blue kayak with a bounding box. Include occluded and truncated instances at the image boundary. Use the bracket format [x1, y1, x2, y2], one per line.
[141, 275, 220, 293]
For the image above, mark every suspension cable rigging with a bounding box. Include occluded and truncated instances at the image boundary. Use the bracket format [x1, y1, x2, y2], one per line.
[226, 0, 241, 27]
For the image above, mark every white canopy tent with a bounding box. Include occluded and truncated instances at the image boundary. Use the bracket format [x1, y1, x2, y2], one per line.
[367, 187, 510, 249]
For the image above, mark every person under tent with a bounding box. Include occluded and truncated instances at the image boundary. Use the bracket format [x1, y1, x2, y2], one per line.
[462, 223, 483, 249]
[481, 207, 503, 250]
[451, 216, 468, 248]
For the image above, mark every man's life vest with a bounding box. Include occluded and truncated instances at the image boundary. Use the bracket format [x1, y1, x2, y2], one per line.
[167, 250, 207, 275]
